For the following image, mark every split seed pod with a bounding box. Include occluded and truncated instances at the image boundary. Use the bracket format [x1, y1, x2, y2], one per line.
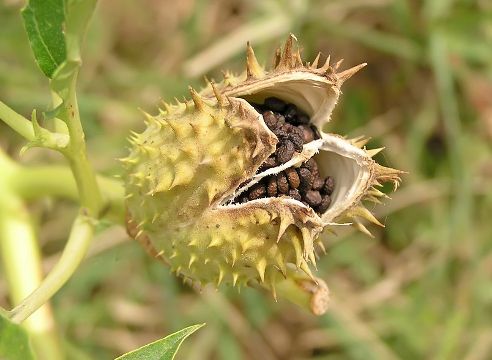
[122, 34, 404, 315]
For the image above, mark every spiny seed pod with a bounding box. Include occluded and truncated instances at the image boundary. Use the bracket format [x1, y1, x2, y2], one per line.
[122, 34, 404, 315]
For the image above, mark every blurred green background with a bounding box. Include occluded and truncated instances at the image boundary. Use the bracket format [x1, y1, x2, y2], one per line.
[1, 0, 492, 359]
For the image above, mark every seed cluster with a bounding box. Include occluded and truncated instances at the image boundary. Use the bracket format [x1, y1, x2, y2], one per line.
[234, 97, 335, 215]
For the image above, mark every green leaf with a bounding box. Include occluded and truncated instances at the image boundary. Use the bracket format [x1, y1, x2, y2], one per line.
[50, 0, 98, 101]
[115, 323, 205, 360]
[21, 0, 67, 79]
[21, 0, 98, 99]
[0, 314, 36, 360]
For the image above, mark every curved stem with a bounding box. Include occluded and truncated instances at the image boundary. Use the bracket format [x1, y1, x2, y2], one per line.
[0, 100, 35, 141]
[9, 210, 95, 324]
[12, 165, 78, 201]
[10, 165, 126, 225]
[0, 152, 64, 359]
[0, 147, 125, 329]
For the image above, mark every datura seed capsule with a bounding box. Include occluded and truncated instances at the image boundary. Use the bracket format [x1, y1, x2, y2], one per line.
[122, 34, 404, 315]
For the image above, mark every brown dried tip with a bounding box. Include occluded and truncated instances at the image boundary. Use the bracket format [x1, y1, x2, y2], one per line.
[276, 33, 298, 71]
[246, 41, 266, 79]
[336, 63, 368, 85]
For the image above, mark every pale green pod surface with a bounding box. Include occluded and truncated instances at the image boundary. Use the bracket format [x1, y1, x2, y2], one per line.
[123, 34, 404, 315]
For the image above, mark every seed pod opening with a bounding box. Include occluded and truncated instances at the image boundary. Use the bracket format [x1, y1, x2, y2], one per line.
[122, 34, 404, 314]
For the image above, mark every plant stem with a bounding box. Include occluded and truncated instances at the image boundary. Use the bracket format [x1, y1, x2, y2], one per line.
[53, 88, 104, 218]
[9, 210, 95, 324]
[0, 152, 64, 360]
[0, 100, 35, 140]
[0, 146, 125, 330]
[11, 165, 126, 225]
[1, 0, 105, 350]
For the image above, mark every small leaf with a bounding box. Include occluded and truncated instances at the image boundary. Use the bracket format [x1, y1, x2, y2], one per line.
[21, 0, 67, 78]
[0, 314, 36, 360]
[20, 110, 70, 155]
[50, 60, 81, 101]
[115, 323, 205, 360]
[43, 102, 65, 120]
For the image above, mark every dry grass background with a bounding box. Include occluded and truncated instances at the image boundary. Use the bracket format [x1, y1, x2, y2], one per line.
[1, 0, 492, 359]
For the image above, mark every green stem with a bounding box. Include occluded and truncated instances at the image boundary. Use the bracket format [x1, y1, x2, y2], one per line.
[53, 88, 104, 218]
[0, 147, 125, 327]
[11, 165, 126, 225]
[1, 0, 104, 347]
[12, 165, 78, 201]
[0, 196, 65, 360]
[9, 210, 95, 324]
[0, 151, 64, 360]
[1, 90, 102, 219]
[0, 100, 35, 141]
[0, 146, 124, 225]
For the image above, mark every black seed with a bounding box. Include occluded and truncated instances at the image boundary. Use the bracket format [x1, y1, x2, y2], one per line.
[277, 172, 289, 193]
[288, 188, 302, 201]
[290, 113, 310, 126]
[291, 124, 305, 138]
[261, 156, 278, 169]
[304, 190, 322, 206]
[262, 111, 278, 130]
[297, 167, 314, 191]
[302, 158, 315, 170]
[288, 127, 305, 152]
[302, 158, 319, 177]
[297, 114, 310, 125]
[299, 125, 315, 143]
[239, 195, 249, 203]
[275, 123, 290, 139]
[285, 167, 300, 188]
[273, 127, 288, 141]
[232, 99, 335, 209]
[284, 103, 298, 121]
[249, 183, 266, 200]
[264, 97, 287, 112]
[312, 177, 325, 191]
[267, 177, 278, 197]
[310, 125, 321, 140]
[266, 112, 285, 132]
[250, 102, 266, 113]
[315, 195, 331, 214]
[274, 113, 286, 127]
[276, 140, 296, 163]
[290, 136, 304, 152]
[323, 176, 334, 195]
